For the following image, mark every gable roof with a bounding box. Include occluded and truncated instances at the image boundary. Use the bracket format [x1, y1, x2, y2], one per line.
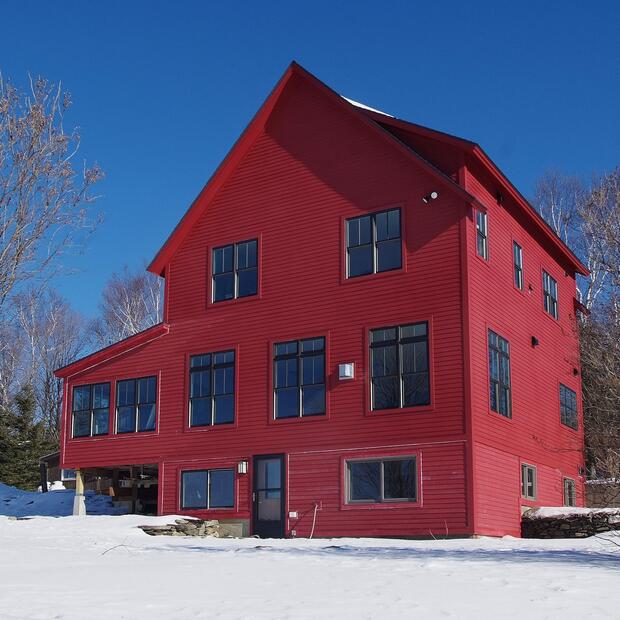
[147, 62, 483, 277]
[147, 61, 587, 277]
[54, 322, 169, 379]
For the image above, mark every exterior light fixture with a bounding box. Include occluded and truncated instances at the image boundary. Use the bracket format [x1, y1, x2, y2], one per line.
[531, 336, 539, 347]
[339, 363, 355, 380]
[237, 461, 248, 474]
[422, 191, 439, 204]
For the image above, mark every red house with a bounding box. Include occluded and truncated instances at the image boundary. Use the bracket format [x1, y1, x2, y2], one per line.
[55, 63, 587, 538]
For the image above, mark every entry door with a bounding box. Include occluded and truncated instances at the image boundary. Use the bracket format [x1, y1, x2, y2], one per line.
[252, 455, 285, 538]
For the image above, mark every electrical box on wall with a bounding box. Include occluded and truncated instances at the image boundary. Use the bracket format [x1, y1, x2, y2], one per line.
[338, 363, 355, 380]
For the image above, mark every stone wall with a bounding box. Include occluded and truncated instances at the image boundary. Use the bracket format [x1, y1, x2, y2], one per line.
[522, 508, 620, 538]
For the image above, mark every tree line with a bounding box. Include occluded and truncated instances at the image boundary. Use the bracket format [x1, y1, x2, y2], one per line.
[0, 74, 162, 489]
[0, 71, 618, 498]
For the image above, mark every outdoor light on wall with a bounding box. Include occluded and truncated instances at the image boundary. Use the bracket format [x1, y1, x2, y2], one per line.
[531, 336, 539, 347]
[422, 191, 439, 204]
[237, 461, 248, 475]
[339, 363, 355, 380]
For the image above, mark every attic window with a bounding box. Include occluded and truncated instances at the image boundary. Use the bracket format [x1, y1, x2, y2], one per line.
[212, 239, 258, 302]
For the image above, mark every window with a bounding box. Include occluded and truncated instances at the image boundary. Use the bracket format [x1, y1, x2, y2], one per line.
[72, 383, 110, 437]
[370, 322, 430, 411]
[212, 239, 257, 302]
[563, 478, 576, 507]
[116, 376, 157, 433]
[476, 210, 488, 259]
[560, 384, 578, 430]
[521, 464, 537, 499]
[513, 242, 523, 290]
[189, 351, 235, 426]
[346, 208, 401, 278]
[181, 469, 235, 509]
[488, 330, 511, 418]
[61, 469, 77, 481]
[543, 271, 558, 319]
[346, 457, 417, 504]
[274, 337, 325, 419]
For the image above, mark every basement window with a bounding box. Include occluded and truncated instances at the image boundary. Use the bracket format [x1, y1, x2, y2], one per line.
[116, 376, 157, 433]
[72, 383, 110, 438]
[346, 457, 417, 504]
[274, 337, 325, 419]
[212, 239, 258, 302]
[346, 208, 401, 278]
[181, 468, 235, 509]
[370, 322, 430, 410]
[521, 464, 537, 500]
[189, 351, 235, 426]
[559, 384, 578, 430]
[563, 477, 576, 507]
[543, 270, 558, 319]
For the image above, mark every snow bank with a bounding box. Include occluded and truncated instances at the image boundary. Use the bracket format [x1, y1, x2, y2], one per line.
[527, 506, 620, 519]
[0, 515, 618, 619]
[0, 481, 125, 517]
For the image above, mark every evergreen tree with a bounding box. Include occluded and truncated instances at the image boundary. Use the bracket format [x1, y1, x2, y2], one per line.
[0, 385, 56, 491]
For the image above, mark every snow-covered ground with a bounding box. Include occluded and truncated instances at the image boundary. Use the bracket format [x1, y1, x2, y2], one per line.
[0, 485, 619, 619]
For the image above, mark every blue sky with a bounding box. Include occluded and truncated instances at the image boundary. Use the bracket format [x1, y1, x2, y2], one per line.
[2, 1, 619, 317]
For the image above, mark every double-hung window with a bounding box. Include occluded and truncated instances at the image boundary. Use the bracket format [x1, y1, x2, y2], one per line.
[346, 208, 401, 278]
[513, 242, 523, 289]
[563, 478, 576, 507]
[189, 351, 235, 426]
[346, 457, 417, 504]
[181, 468, 235, 509]
[560, 384, 578, 430]
[543, 271, 558, 319]
[476, 210, 488, 259]
[72, 383, 110, 437]
[488, 330, 511, 418]
[116, 376, 157, 433]
[212, 239, 257, 302]
[521, 464, 537, 499]
[274, 337, 325, 419]
[370, 322, 430, 410]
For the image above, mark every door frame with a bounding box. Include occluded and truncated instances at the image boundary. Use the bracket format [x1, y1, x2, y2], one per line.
[252, 453, 286, 538]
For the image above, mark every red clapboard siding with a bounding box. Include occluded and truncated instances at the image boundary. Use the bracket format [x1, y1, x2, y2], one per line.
[57, 63, 585, 538]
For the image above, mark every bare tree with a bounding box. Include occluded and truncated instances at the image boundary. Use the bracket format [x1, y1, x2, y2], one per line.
[0, 312, 22, 409]
[0, 73, 103, 308]
[91, 266, 163, 347]
[13, 288, 86, 440]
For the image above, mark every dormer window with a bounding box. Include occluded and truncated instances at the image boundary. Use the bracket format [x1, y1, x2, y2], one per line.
[212, 239, 258, 302]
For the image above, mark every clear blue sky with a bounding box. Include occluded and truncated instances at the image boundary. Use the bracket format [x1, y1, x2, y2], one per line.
[2, 1, 619, 317]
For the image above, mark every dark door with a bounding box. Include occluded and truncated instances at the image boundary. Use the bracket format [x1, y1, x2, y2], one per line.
[252, 454, 285, 538]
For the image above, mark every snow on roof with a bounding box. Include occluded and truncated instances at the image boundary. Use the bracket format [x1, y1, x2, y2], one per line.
[342, 96, 394, 118]
[526, 506, 620, 519]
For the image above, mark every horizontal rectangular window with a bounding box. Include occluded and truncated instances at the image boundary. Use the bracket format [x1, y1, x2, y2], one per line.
[346, 208, 401, 278]
[488, 330, 511, 418]
[560, 384, 578, 430]
[346, 457, 417, 504]
[72, 383, 110, 438]
[370, 322, 430, 410]
[116, 376, 157, 433]
[543, 270, 558, 319]
[212, 239, 258, 302]
[181, 468, 235, 509]
[189, 350, 235, 427]
[521, 463, 536, 500]
[274, 337, 325, 419]
[563, 477, 576, 507]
